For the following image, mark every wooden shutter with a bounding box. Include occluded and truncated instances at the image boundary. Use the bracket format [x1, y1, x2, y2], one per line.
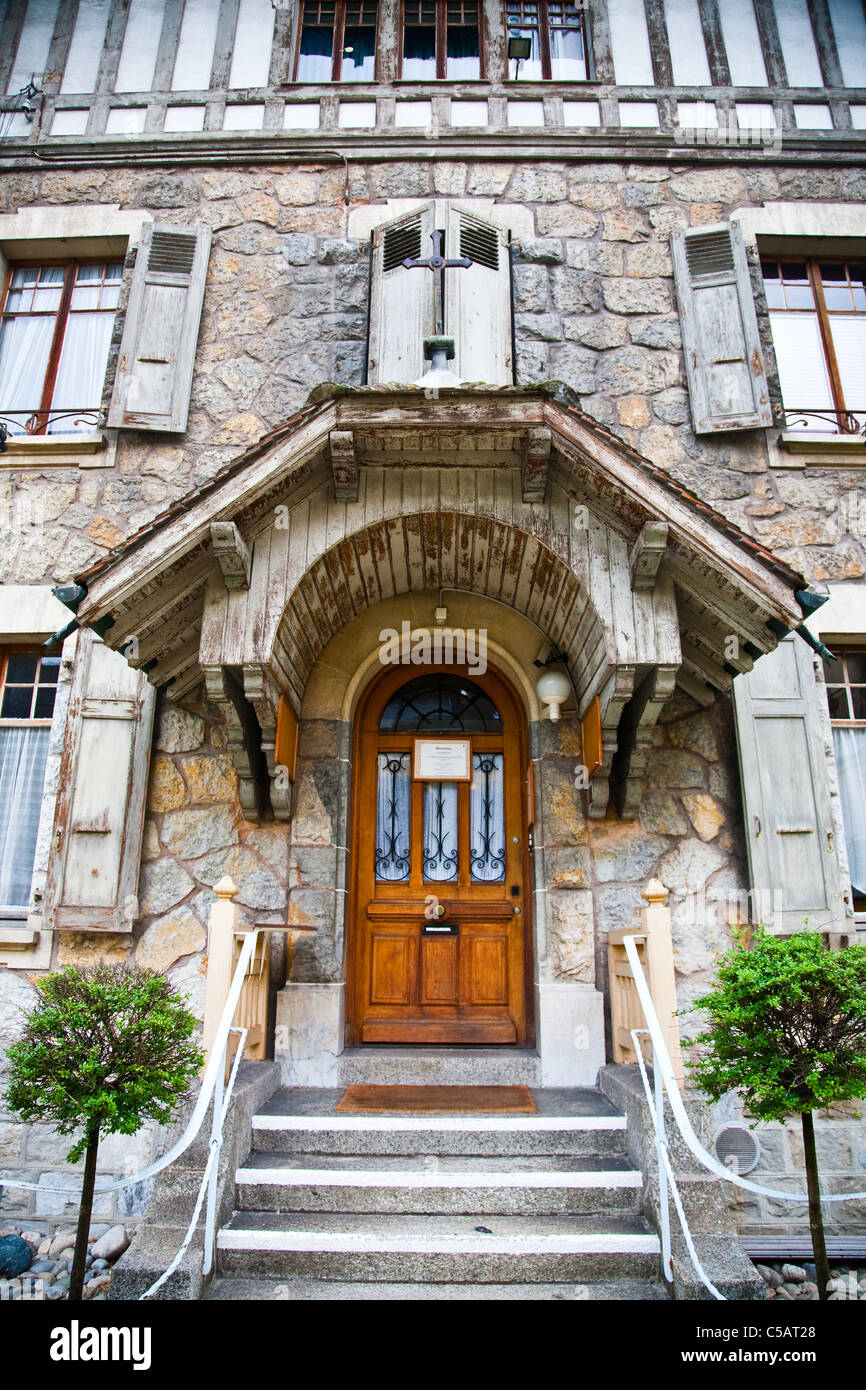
[732, 635, 846, 933]
[45, 632, 156, 932]
[368, 204, 435, 385]
[446, 206, 513, 386]
[107, 223, 211, 432]
[671, 221, 772, 434]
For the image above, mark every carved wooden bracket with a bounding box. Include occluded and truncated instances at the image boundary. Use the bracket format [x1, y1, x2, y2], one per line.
[203, 665, 261, 822]
[629, 520, 669, 591]
[210, 520, 251, 590]
[243, 665, 293, 823]
[522, 426, 551, 503]
[614, 665, 679, 820]
[330, 429, 359, 502]
[586, 666, 636, 820]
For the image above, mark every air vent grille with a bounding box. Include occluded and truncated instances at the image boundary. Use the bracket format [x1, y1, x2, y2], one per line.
[148, 231, 198, 276]
[714, 1124, 761, 1176]
[460, 218, 499, 270]
[383, 220, 422, 271]
[685, 229, 735, 280]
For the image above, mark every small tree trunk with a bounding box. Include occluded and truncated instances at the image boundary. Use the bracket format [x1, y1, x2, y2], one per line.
[801, 1109, 830, 1301]
[70, 1120, 100, 1302]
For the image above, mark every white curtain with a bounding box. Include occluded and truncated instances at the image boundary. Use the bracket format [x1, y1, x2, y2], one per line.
[0, 315, 55, 431]
[375, 751, 411, 882]
[833, 726, 866, 897]
[0, 726, 50, 909]
[470, 752, 505, 882]
[422, 781, 458, 882]
[50, 310, 115, 428]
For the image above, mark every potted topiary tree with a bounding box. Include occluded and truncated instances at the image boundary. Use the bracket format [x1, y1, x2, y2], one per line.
[690, 929, 866, 1301]
[4, 963, 203, 1301]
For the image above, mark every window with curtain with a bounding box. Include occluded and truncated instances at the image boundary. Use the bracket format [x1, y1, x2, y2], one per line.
[506, 0, 587, 80]
[825, 650, 866, 910]
[402, 0, 482, 79]
[296, 0, 377, 81]
[0, 261, 122, 435]
[761, 258, 865, 435]
[0, 649, 60, 915]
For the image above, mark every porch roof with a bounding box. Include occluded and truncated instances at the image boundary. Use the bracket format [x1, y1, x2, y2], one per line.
[64, 384, 807, 720]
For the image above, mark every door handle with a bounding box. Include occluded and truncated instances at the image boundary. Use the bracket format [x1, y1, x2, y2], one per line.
[423, 895, 447, 921]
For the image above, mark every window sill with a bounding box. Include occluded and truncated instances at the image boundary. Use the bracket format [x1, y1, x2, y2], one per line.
[0, 923, 39, 949]
[777, 430, 866, 460]
[0, 431, 114, 468]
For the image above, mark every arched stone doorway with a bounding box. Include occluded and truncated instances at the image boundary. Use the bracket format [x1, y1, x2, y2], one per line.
[348, 659, 533, 1046]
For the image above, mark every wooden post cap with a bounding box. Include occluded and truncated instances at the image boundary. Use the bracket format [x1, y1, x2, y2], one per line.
[641, 878, 669, 904]
[213, 876, 239, 899]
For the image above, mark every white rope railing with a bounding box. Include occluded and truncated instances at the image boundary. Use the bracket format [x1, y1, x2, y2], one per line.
[622, 932, 866, 1299]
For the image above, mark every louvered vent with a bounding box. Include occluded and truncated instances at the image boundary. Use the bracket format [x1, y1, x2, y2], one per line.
[148, 231, 198, 276]
[685, 230, 735, 280]
[714, 1124, 761, 1175]
[382, 220, 422, 272]
[460, 218, 499, 271]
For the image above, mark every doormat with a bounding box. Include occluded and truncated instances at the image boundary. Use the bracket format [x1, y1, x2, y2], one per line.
[335, 1085, 537, 1114]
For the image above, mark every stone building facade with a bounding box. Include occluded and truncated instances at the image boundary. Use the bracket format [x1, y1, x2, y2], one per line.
[0, 0, 864, 1248]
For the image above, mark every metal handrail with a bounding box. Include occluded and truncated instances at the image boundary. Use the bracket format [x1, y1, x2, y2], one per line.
[621, 933, 866, 1299]
[0, 927, 266, 1291]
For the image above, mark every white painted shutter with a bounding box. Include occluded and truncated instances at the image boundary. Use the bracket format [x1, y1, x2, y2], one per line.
[108, 223, 211, 432]
[671, 222, 772, 434]
[368, 203, 435, 384]
[446, 207, 513, 386]
[732, 635, 846, 933]
[46, 632, 156, 932]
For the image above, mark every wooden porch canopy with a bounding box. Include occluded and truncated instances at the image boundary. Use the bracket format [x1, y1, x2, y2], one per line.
[67, 384, 807, 821]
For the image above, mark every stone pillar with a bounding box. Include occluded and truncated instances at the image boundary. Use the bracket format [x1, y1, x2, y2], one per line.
[530, 717, 606, 1086]
[275, 717, 351, 1083]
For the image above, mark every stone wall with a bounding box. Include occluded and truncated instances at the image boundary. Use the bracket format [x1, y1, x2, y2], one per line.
[0, 690, 290, 1231]
[710, 1095, 866, 1238]
[0, 158, 863, 591]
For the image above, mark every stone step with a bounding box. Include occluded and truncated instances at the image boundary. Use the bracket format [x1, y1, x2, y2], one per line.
[204, 1276, 668, 1301]
[250, 1112, 629, 1159]
[235, 1160, 644, 1215]
[217, 1211, 661, 1283]
[337, 1047, 541, 1087]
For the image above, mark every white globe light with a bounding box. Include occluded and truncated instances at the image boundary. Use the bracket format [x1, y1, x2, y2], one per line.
[536, 667, 571, 721]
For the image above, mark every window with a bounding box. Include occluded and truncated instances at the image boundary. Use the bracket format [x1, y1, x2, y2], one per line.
[0, 649, 60, 915]
[296, 0, 377, 81]
[402, 0, 482, 80]
[761, 258, 866, 434]
[506, 0, 586, 80]
[379, 674, 502, 731]
[0, 261, 122, 435]
[824, 650, 866, 910]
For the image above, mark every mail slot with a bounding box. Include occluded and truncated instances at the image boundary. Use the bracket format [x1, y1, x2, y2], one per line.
[422, 922, 459, 936]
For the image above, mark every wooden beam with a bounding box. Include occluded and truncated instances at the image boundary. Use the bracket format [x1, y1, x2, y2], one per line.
[676, 667, 716, 709]
[329, 429, 359, 502]
[210, 520, 251, 591]
[629, 520, 669, 592]
[522, 426, 551, 504]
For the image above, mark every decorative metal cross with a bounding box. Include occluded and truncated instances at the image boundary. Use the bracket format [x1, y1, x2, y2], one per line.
[403, 230, 473, 336]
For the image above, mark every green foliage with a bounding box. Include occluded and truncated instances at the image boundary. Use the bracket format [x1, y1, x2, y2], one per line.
[4, 963, 203, 1162]
[689, 930, 866, 1122]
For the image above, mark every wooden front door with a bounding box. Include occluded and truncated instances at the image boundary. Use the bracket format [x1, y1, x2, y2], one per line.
[350, 664, 531, 1045]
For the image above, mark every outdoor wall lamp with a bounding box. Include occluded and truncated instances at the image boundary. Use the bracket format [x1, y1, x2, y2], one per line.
[508, 35, 531, 79]
[536, 666, 571, 722]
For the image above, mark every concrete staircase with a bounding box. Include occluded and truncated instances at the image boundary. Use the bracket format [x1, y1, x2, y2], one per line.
[206, 1079, 666, 1301]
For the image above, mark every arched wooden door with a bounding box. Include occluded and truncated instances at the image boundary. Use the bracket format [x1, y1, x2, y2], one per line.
[349, 663, 531, 1045]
